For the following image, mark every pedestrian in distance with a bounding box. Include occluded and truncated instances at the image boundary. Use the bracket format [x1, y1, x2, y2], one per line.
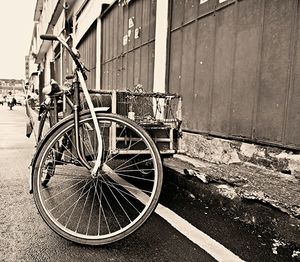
[6, 91, 15, 110]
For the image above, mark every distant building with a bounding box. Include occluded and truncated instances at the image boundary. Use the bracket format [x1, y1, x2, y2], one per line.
[0, 79, 24, 95]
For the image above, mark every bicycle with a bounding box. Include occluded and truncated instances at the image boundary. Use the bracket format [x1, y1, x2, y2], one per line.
[29, 34, 163, 245]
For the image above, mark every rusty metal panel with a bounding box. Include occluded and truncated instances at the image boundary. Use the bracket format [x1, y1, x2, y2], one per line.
[171, 0, 184, 30]
[149, 0, 156, 40]
[198, 0, 217, 16]
[255, 0, 294, 143]
[134, 48, 141, 86]
[54, 44, 61, 84]
[140, 45, 149, 90]
[180, 23, 197, 129]
[78, 22, 97, 89]
[122, 53, 128, 90]
[122, 3, 129, 55]
[168, 30, 182, 95]
[230, 0, 262, 138]
[283, 1, 300, 148]
[101, 0, 156, 92]
[127, 51, 134, 88]
[168, 0, 300, 149]
[147, 42, 155, 92]
[141, 0, 151, 44]
[117, 4, 123, 56]
[102, 63, 107, 90]
[116, 55, 122, 89]
[107, 61, 112, 90]
[112, 59, 117, 90]
[210, 5, 235, 135]
[128, 3, 135, 51]
[193, 15, 215, 132]
[134, 0, 143, 48]
[184, 0, 198, 23]
[112, 7, 118, 60]
[62, 39, 73, 82]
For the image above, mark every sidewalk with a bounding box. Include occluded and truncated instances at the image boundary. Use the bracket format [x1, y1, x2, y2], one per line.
[163, 154, 300, 245]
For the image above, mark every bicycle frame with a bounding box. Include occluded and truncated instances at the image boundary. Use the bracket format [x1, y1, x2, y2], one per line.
[40, 34, 103, 176]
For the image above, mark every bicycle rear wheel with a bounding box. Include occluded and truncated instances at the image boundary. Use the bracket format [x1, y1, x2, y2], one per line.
[32, 113, 163, 245]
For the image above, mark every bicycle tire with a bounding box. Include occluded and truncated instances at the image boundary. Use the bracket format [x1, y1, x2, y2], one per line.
[32, 113, 163, 245]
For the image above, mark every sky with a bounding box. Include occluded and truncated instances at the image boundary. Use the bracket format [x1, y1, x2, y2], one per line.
[0, 0, 36, 80]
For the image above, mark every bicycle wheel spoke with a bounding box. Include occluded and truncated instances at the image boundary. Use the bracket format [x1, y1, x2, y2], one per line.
[105, 138, 144, 164]
[57, 179, 91, 223]
[100, 175, 132, 223]
[115, 158, 153, 172]
[95, 180, 110, 235]
[86, 179, 98, 235]
[94, 180, 112, 234]
[101, 179, 152, 195]
[44, 178, 89, 203]
[34, 114, 162, 245]
[108, 151, 145, 172]
[75, 182, 94, 233]
[115, 172, 154, 182]
[99, 176, 141, 214]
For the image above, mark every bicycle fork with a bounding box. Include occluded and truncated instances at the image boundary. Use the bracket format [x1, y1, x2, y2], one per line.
[74, 71, 103, 176]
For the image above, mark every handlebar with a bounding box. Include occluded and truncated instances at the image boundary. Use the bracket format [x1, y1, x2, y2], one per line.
[40, 34, 87, 80]
[40, 34, 58, 41]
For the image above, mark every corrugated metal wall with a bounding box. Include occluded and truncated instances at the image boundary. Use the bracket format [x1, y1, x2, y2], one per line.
[77, 22, 97, 89]
[168, 0, 300, 149]
[101, 0, 156, 91]
[54, 44, 62, 84]
[62, 38, 74, 83]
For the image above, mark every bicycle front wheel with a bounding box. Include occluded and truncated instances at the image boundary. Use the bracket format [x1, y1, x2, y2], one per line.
[32, 113, 163, 245]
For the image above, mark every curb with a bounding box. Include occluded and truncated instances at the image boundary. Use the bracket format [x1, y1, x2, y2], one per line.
[163, 156, 300, 246]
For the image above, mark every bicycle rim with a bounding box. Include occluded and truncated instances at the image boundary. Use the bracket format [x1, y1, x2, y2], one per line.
[33, 113, 163, 245]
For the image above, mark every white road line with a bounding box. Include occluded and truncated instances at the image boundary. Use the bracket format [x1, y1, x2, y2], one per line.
[104, 164, 244, 262]
[155, 204, 244, 262]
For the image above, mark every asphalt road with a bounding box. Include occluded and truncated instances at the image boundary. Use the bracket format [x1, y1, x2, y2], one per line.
[0, 105, 298, 262]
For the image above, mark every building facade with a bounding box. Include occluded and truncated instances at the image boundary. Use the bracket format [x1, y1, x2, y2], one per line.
[27, 0, 300, 151]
